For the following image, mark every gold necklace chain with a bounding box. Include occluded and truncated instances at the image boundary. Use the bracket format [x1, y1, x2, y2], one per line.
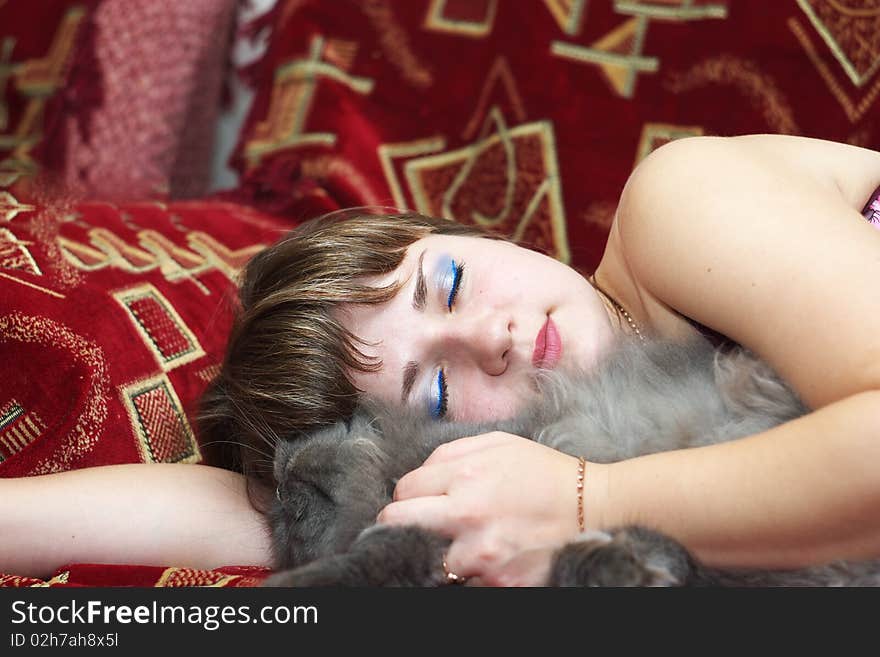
[607, 296, 645, 343]
[588, 273, 646, 343]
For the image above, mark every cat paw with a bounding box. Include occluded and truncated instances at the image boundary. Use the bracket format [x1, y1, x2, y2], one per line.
[548, 527, 683, 587]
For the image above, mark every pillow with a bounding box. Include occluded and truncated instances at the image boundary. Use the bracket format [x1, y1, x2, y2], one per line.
[0, 176, 293, 476]
[1, 0, 237, 199]
[223, 0, 880, 274]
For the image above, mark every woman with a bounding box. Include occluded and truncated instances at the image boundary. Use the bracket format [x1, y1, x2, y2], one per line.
[4, 133, 880, 585]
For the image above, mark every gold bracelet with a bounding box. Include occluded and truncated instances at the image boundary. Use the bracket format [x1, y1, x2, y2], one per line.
[576, 457, 586, 533]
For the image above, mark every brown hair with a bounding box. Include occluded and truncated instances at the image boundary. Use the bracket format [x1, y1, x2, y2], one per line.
[195, 209, 507, 509]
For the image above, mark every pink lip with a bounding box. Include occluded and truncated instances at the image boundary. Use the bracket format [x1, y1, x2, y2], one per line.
[532, 316, 563, 369]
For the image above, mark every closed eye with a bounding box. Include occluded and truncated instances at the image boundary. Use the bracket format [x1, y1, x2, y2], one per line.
[447, 260, 465, 311]
[431, 369, 447, 419]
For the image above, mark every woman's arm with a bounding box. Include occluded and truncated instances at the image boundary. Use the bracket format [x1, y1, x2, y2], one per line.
[0, 464, 273, 579]
[590, 389, 880, 569]
[599, 134, 880, 568]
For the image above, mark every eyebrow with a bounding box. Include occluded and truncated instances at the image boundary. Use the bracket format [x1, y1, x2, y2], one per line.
[401, 360, 419, 404]
[412, 248, 427, 312]
[401, 249, 428, 403]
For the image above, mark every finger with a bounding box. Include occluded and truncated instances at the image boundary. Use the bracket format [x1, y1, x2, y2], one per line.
[440, 546, 474, 583]
[422, 431, 511, 466]
[375, 496, 454, 535]
[444, 543, 483, 582]
[393, 461, 457, 501]
[485, 547, 556, 587]
[443, 533, 515, 581]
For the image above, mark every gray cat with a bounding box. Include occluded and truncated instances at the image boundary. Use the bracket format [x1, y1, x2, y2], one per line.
[263, 336, 880, 586]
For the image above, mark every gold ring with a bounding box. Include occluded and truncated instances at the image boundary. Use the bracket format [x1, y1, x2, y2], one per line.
[442, 553, 467, 585]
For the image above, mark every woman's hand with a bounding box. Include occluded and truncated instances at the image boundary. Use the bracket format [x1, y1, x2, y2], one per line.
[375, 431, 585, 586]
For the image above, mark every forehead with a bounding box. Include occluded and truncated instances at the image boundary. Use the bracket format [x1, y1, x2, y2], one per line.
[354, 231, 500, 293]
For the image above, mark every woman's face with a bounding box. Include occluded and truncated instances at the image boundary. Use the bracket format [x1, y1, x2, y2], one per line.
[337, 233, 618, 422]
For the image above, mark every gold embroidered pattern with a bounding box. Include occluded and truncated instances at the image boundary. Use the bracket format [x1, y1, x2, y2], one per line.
[403, 108, 570, 263]
[543, 0, 589, 36]
[423, 0, 499, 38]
[581, 200, 619, 232]
[0, 6, 87, 172]
[424, 0, 588, 39]
[195, 363, 221, 384]
[300, 155, 384, 205]
[245, 36, 375, 167]
[461, 56, 527, 141]
[0, 227, 40, 275]
[0, 216, 65, 297]
[30, 571, 70, 587]
[615, 0, 727, 21]
[789, 16, 880, 123]
[120, 373, 200, 465]
[634, 122, 705, 167]
[155, 567, 237, 587]
[322, 38, 359, 73]
[185, 232, 267, 285]
[0, 190, 35, 222]
[361, 0, 432, 88]
[57, 227, 266, 294]
[112, 283, 204, 372]
[0, 399, 47, 463]
[378, 137, 448, 210]
[551, 18, 657, 98]
[550, 0, 728, 99]
[0, 271, 64, 298]
[663, 55, 799, 134]
[796, 0, 880, 87]
[0, 573, 43, 587]
[0, 312, 109, 475]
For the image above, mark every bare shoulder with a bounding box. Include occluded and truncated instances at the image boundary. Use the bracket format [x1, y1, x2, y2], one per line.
[728, 134, 880, 210]
[627, 135, 880, 213]
[613, 134, 880, 408]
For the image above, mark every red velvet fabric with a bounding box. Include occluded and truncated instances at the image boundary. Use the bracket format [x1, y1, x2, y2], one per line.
[1, 0, 236, 199]
[225, 0, 880, 275]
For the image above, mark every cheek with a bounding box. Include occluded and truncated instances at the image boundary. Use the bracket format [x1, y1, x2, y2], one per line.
[480, 254, 526, 292]
[455, 379, 532, 422]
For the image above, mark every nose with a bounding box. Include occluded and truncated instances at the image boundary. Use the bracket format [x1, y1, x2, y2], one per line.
[434, 307, 512, 375]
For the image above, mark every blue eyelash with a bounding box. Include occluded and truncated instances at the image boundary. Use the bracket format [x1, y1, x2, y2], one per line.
[446, 260, 465, 310]
[431, 369, 448, 419]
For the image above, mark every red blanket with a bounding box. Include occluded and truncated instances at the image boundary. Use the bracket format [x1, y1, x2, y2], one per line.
[0, 565, 270, 588]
